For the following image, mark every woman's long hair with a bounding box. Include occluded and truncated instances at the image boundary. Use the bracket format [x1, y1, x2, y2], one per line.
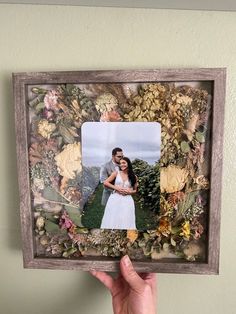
[120, 157, 137, 188]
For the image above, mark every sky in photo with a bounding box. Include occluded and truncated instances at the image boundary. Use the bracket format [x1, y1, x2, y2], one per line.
[81, 122, 161, 167]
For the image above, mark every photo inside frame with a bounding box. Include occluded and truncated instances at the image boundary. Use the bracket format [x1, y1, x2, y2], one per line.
[81, 122, 161, 231]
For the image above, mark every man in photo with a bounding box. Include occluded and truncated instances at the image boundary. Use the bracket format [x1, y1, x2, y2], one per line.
[100, 147, 123, 206]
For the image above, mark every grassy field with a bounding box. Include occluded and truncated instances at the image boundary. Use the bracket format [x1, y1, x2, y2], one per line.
[81, 183, 157, 230]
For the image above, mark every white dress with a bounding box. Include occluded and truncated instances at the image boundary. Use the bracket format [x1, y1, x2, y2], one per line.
[100, 171, 137, 230]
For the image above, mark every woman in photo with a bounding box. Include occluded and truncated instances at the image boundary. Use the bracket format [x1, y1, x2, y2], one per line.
[100, 157, 138, 230]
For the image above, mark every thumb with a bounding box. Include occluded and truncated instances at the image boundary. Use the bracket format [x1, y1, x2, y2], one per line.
[120, 255, 145, 292]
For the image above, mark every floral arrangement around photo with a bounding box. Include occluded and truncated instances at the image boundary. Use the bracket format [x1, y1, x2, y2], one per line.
[29, 82, 210, 261]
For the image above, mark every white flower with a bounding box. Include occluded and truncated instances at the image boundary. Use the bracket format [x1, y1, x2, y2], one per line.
[36, 216, 45, 229]
[33, 178, 45, 190]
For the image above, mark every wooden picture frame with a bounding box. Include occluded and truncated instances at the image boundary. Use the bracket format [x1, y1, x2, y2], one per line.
[13, 68, 226, 274]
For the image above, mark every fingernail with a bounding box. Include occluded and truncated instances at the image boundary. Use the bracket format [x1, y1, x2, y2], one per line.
[123, 255, 131, 267]
[90, 270, 97, 275]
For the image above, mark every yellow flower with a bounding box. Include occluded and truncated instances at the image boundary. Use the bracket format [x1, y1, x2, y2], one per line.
[160, 165, 189, 193]
[180, 221, 191, 240]
[127, 230, 139, 243]
[176, 93, 192, 106]
[38, 119, 56, 139]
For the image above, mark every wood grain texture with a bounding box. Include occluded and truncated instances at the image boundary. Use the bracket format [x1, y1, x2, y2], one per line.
[12, 68, 226, 274]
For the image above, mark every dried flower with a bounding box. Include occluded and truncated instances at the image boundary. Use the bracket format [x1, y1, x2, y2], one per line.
[167, 191, 185, 207]
[100, 111, 121, 122]
[175, 93, 192, 106]
[127, 230, 139, 243]
[38, 119, 56, 139]
[180, 221, 191, 240]
[55, 143, 82, 179]
[51, 244, 63, 255]
[39, 235, 50, 246]
[191, 218, 204, 240]
[183, 242, 202, 260]
[95, 93, 118, 113]
[33, 178, 45, 190]
[44, 90, 58, 110]
[194, 175, 209, 189]
[160, 165, 189, 193]
[59, 211, 74, 230]
[36, 216, 45, 230]
[68, 232, 88, 245]
[156, 218, 171, 237]
[43, 109, 54, 120]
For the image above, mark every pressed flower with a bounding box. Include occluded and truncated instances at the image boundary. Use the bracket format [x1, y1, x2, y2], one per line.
[36, 216, 45, 230]
[194, 175, 209, 189]
[59, 211, 74, 229]
[44, 90, 58, 110]
[127, 230, 139, 243]
[183, 242, 202, 259]
[55, 143, 82, 179]
[33, 178, 45, 190]
[38, 119, 56, 139]
[167, 191, 185, 207]
[95, 93, 118, 113]
[156, 218, 171, 237]
[100, 111, 121, 122]
[43, 109, 54, 120]
[180, 221, 191, 240]
[160, 165, 189, 193]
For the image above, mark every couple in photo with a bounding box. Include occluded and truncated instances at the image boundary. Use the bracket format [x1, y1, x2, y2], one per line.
[100, 147, 138, 230]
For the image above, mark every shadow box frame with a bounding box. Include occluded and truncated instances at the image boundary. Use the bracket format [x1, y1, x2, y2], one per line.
[13, 68, 226, 274]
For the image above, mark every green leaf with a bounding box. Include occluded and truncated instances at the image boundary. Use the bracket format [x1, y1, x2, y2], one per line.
[58, 124, 75, 144]
[180, 141, 190, 153]
[45, 220, 60, 234]
[43, 187, 68, 204]
[28, 94, 45, 107]
[171, 237, 176, 246]
[177, 191, 199, 217]
[31, 87, 47, 95]
[66, 206, 83, 227]
[35, 102, 45, 113]
[43, 213, 58, 223]
[62, 247, 77, 258]
[195, 131, 205, 143]
[76, 227, 89, 234]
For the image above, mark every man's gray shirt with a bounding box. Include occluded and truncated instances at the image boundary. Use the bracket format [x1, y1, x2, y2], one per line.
[100, 160, 118, 206]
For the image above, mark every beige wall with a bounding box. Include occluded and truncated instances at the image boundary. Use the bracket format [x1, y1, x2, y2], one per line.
[0, 4, 235, 314]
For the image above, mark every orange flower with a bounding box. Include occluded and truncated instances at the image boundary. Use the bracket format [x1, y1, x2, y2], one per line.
[156, 218, 171, 237]
[127, 230, 139, 243]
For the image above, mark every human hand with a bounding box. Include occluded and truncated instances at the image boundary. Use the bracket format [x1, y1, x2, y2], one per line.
[90, 255, 157, 314]
[115, 186, 128, 195]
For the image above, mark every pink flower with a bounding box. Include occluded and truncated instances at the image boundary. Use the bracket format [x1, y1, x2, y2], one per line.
[59, 211, 74, 229]
[100, 111, 122, 122]
[44, 90, 58, 110]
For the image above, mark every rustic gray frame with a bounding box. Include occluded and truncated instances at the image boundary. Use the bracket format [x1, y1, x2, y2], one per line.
[13, 68, 226, 274]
